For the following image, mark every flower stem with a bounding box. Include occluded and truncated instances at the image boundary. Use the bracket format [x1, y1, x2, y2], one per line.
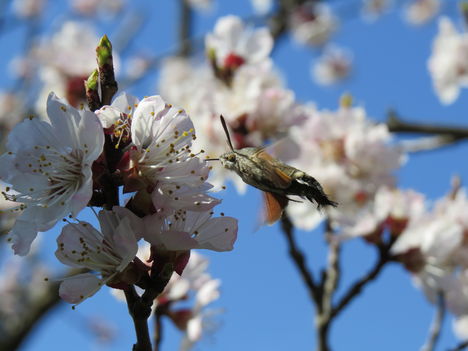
[153, 310, 163, 351]
[125, 287, 153, 351]
[280, 215, 321, 305]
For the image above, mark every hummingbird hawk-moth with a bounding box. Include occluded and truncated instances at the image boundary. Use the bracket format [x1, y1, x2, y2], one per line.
[208, 116, 337, 224]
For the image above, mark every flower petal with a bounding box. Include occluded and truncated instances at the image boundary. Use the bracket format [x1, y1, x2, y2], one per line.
[59, 273, 103, 304]
[158, 230, 199, 251]
[9, 217, 39, 256]
[195, 217, 238, 252]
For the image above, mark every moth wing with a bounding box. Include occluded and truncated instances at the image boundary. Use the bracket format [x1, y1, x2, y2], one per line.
[262, 191, 289, 225]
[263, 136, 300, 163]
[254, 149, 292, 189]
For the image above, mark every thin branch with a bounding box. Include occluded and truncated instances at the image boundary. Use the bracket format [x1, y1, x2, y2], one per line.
[397, 135, 461, 153]
[321, 227, 341, 318]
[421, 292, 446, 351]
[280, 215, 322, 306]
[387, 112, 468, 140]
[153, 309, 163, 351]
[449, 340, 468, 351]
[125, 287, 152, 351]
[315, 223, 340, 351]
[124, 257, 174, 351]
[0, 268, 87, 351]
[330, 241, 393, 319]
[178, 0, 193, 57]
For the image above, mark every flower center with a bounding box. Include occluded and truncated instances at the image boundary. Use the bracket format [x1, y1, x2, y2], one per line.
[224, 53, 245, 70]
[7, 146, 85, 208]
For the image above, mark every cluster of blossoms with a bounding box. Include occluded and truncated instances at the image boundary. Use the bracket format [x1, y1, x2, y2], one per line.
[428, 17, 468, 104]
[285, 101, 405, 231]
[377, 187, 468, 339]
[160, 16, 401, 233]
[2, 4, 468, 349]
[313, 176, 468, 339]
[341, 186, 425, 240]
[31, 21, 101, 113]
[0, 89, 237, 303]
[160, 15, 307, 190]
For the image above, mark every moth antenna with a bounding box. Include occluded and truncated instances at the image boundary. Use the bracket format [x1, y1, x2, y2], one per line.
[220, 115, 235, 151]
[205, 158, 220, 161]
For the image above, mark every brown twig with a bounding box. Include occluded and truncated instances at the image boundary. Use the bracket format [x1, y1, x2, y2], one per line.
[179, 0, 193, 57]
[125, 259, 173, 351]
[316, 225, 341, 351]
[421, 292, 446, 351]
[280, 215, 322, 306]
[125, 287, 153, 351]
[449, 340, 468, 351]
[153, 309, 163, 351]
[387, 111, 468, 140]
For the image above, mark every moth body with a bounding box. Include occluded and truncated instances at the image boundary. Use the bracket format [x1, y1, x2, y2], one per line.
[219, 147, 337, 209]
[215, 115, 337, 224]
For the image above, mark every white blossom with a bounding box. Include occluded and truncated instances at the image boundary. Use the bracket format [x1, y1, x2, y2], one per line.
[428, 17, 468, 104]
[454, 314, 468, 340]
[33, 21, 101, 113]
[289, 3, 337, 46]
[143, 209, 237, 252]
[97, 94, 220, 215]
[205, 15, 273, 70]
[35, 21, 98, 79]
[56, 207, 140, 304]
[312, 46, 353, 86]
[341, 187, 425, 239]
[404, 0, 440, 26]
[163, 252, 222, 349]
[0, 93, 104, 255]
[392, 190, 468, 308]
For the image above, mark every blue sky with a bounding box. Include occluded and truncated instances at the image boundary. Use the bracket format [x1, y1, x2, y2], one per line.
[2, 0, 468, 350]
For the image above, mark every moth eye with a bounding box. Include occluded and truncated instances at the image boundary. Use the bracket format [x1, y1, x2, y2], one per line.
[227, 154, 236, 162]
